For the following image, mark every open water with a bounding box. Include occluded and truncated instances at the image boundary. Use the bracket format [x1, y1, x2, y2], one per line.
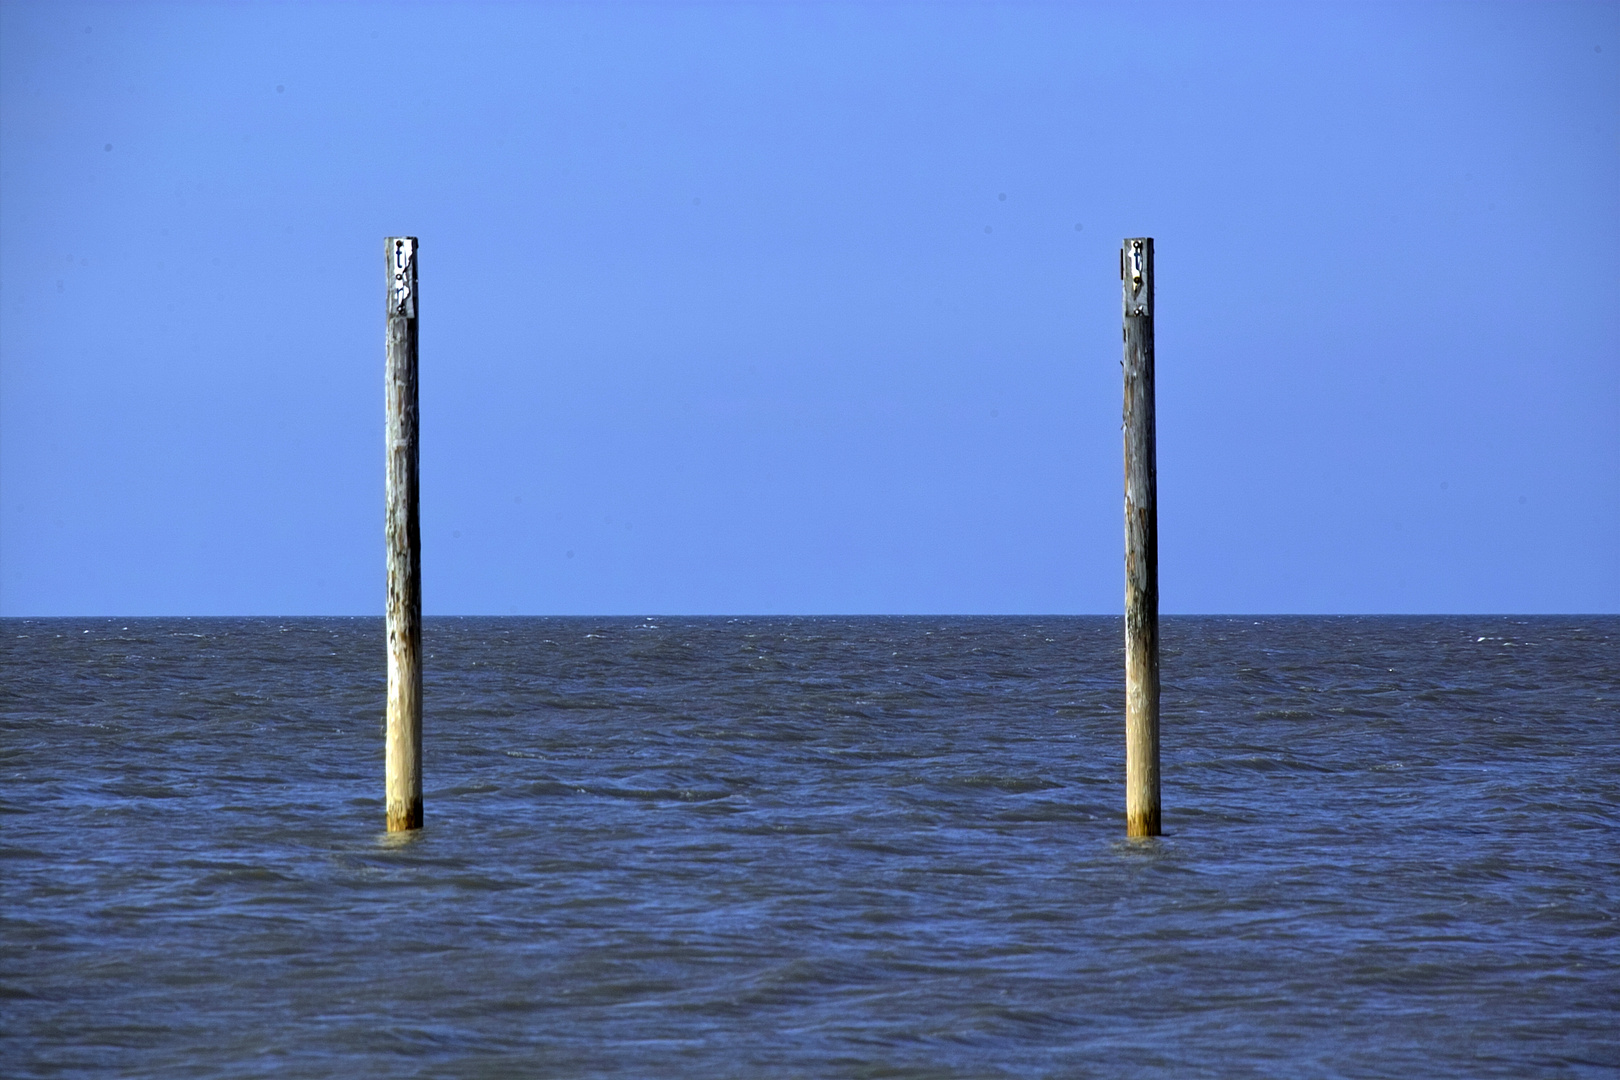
[2, 616, 1617, 1078]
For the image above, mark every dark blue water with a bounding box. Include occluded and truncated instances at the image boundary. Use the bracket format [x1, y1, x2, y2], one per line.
[3, 616, 1617, 1077]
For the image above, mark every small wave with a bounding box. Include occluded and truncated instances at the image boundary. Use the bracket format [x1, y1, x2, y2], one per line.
[1254, 708, 1315, 721]
[938, 773, 1064, 793]
[1186, 754, 1336, 774]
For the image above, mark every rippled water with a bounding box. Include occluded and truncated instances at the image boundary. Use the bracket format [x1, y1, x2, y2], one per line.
[3, 616, 1616, 1078]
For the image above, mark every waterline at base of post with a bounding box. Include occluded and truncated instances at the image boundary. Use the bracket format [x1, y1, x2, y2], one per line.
[1126, 809, 1161, 838]
[387, 799, 423, 832]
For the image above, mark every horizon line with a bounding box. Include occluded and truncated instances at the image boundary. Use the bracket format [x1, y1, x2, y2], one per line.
[2, 612, 1615, 620]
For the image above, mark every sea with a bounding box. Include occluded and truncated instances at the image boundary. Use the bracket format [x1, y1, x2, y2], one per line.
[2, 616, 1616, 1078]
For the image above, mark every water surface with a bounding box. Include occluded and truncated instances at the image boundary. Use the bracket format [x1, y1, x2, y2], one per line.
[3, 616, 1616, 1077]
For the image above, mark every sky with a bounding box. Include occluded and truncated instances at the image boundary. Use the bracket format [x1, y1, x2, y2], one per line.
[1, 1, 1615, 616]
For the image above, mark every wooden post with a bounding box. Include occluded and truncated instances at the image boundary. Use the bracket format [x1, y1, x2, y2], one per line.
[385, 236, 422, 832]
[1121, 237, 1160, 838]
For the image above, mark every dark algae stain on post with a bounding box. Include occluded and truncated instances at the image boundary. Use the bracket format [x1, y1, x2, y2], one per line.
[2, 616, 1617, 1077]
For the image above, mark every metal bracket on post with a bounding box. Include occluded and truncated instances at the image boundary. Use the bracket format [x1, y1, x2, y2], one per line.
[389, 237, 417, 319]
[1123, 238, 1152, 319]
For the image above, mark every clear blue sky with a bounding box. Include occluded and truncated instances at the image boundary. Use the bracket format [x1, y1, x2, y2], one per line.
[1, 1, 1615, 615]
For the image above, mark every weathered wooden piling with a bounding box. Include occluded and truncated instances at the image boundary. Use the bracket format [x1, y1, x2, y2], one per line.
[385, 236, 422, 831]
[1121, 237, 1160, 837]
